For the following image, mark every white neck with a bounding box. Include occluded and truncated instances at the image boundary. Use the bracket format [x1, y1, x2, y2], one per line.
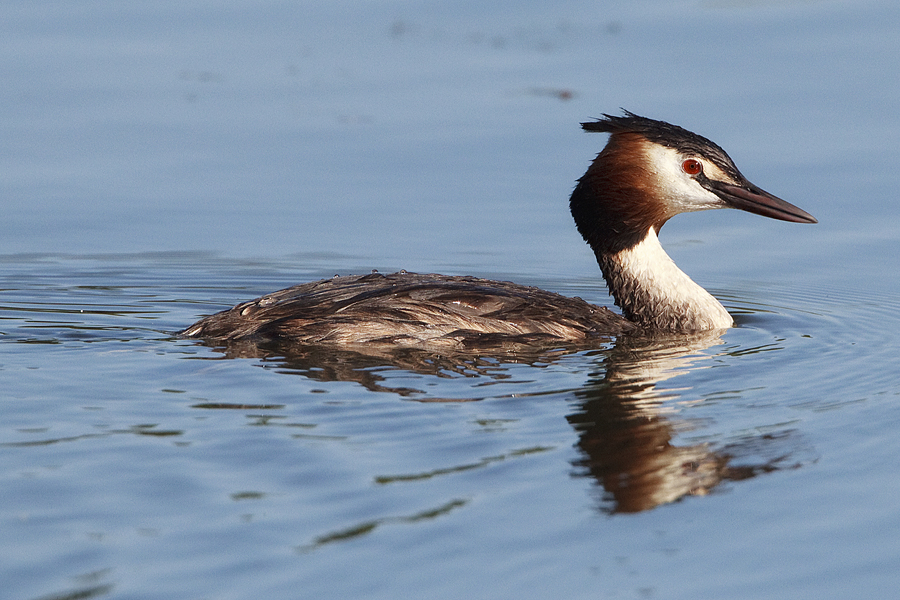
[598, 228, 733, 330]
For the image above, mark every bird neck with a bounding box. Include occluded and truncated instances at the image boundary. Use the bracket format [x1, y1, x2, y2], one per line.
[595, 228, 733, 331]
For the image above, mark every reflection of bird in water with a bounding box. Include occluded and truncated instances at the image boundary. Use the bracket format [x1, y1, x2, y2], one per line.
[180, 112, 815, 347]
[203, 328, 813, 513]
[567, 331, 811, 513]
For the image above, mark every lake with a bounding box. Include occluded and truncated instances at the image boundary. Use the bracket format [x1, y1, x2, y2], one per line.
[2, 1, 900, 599]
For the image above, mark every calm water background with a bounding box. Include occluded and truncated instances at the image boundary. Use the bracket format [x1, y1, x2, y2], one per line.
[2, 1, 899, 598]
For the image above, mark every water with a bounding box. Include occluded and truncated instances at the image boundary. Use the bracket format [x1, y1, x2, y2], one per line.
[3, 1, 900, 599]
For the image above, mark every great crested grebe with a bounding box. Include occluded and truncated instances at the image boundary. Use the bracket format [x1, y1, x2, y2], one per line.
[180, 111, 816, 347]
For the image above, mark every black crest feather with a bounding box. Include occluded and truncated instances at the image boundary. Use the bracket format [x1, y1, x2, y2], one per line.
[581, 110, 740, 180]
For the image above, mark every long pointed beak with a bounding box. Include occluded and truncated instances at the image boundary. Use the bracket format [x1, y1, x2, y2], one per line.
[708, 180, 817, 224]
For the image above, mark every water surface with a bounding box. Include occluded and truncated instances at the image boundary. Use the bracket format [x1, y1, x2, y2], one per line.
[3, 1, 900, 599]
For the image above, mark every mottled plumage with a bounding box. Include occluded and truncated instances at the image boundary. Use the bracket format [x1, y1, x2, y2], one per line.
[181, 271, 633, 347]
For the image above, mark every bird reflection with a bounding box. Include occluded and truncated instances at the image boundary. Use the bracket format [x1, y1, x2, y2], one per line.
[567, 332, 729, 512]
[566, 331, 807, 512]
[187, 330, 809, 513]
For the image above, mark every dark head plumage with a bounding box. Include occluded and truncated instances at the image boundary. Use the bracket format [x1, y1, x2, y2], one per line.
[581, 110, 743, 183]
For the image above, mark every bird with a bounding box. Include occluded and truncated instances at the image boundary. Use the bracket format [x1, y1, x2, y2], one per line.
[180, 111, 816, 348]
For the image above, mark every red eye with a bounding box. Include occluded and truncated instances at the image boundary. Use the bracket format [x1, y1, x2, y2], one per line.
[682, 159, 703, 175]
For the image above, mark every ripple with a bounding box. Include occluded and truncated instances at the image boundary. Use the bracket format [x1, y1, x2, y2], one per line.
[717, 281, 900, 414]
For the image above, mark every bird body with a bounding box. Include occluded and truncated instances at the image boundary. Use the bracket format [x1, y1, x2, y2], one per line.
[181, 270, 633, 347]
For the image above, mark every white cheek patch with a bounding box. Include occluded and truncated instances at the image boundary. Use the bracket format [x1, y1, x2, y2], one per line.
[644, 145, 727, 213]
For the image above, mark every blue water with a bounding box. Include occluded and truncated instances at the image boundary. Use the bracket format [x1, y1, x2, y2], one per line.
[3, 1, 900, 599]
